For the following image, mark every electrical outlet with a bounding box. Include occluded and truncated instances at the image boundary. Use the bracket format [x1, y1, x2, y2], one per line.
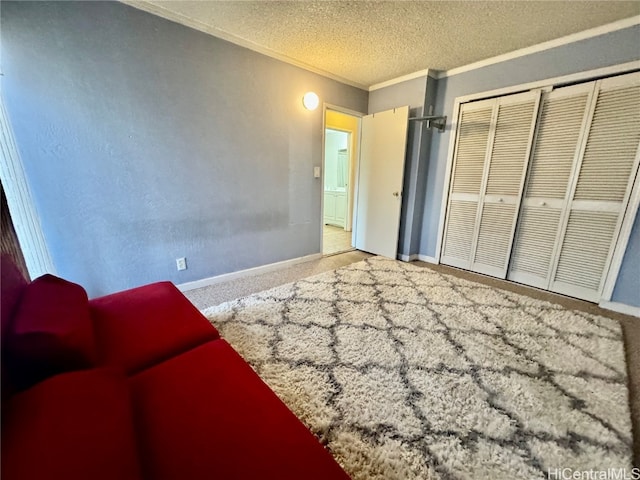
[176, 257, 187, 271]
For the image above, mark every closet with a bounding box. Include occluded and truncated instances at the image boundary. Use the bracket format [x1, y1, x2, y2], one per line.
[440, 71, 640, 302]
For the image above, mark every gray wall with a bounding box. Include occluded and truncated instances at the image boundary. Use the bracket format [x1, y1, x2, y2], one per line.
[368, 77, 426, 115]
[420, 25, 640, 306]
[1, 1, 368, 297]
[612, 210, 640, 306]
[412, 75, 438, 257]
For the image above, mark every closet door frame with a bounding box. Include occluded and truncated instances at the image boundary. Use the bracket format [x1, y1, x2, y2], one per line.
[435, 62, 640, 309]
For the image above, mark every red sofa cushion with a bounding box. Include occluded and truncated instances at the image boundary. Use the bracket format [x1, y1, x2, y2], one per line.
[2, 368, 143, 480]
[7, 274, 97, 390]
[129, 339, 349, 480]
[90, 281, 219, 374]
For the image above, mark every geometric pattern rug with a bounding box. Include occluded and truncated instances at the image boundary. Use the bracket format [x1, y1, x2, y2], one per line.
[203, 257, 633, 479]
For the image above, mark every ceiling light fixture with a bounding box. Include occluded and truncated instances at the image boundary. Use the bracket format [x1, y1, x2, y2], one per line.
[302, 92, 319, 110]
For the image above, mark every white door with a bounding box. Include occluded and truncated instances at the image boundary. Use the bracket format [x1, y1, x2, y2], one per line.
[354, 106, 409, 258]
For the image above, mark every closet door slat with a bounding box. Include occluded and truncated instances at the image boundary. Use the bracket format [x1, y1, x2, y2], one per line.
[442, 200, 478, 263]
[554, 211, 619, 291]
[509, 206, 562, 289]
[573, 85, 640, 202]
[451, 108, 493, 195]
[524, 94, 590, 199]
[473, 203, 517, 271]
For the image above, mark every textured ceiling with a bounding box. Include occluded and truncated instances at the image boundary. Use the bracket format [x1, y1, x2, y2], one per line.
[124, 1, 640, 89]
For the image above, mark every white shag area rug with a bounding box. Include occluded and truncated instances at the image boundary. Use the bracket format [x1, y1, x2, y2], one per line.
[203, 257, 633, 479]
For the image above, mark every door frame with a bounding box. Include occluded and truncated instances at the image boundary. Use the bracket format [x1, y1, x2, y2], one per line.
[321, 104, 364, 255]
[435, 61, 640, 308]
[0, 94, 55, 278]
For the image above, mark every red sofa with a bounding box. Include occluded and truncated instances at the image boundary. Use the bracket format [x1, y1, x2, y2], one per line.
[1, 255, 350, 480]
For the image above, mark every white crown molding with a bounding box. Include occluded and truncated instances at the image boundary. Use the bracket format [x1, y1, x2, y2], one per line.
[371, 15, 640, 89]
[452, 60, 640, 105]
[436, 15, 640, 79]
[369, 69, 433, 92]
[121, 1, 368, 91]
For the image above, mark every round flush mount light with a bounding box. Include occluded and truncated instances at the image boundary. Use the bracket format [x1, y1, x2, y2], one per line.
[302, 91, 319, 110]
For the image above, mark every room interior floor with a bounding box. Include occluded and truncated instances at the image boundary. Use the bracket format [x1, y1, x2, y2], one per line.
[323, 224, 353, 256]
[183, 251, 640, 466]
[185, 250, 371, 310]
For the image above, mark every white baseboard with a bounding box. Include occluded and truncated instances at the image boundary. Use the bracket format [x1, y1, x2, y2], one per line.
[177, 253, 323, 292]
[599, 300, 640, 318]
[397, 254, 438, 264]
[418, 255, 438, 264]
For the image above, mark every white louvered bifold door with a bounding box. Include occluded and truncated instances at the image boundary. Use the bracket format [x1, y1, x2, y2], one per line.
[508, 83, 595, 289]
[441, 99, 495, 269]
[550, 71, 640, 301]
[470, 91, 541, 278]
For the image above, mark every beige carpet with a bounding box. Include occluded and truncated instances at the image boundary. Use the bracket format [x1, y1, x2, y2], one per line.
[186, 251, 371, 310]
[203, 257, 633, 479]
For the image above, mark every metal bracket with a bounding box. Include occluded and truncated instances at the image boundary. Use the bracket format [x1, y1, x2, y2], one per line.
[408, 115, 447, 132]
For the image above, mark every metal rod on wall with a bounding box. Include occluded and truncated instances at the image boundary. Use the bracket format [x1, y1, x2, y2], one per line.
[408, 115, 447, 132]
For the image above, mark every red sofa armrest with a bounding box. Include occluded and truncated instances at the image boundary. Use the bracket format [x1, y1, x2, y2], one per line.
[90, 282, 218, 374]
[6, 274, 97, 391]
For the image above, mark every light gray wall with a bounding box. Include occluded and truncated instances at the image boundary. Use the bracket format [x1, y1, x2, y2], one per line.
[411, 75, 438, 257]
[368, 76, 428, 257]
[420, 25, 640, 306]
[1, 1, 368, 297]
[612, 210, 640, 307]
[368, 77, 426, 115]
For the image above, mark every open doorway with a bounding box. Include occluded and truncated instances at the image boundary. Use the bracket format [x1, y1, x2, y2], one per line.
[322, 108, 361, 256]
[323, 129, 351, 255]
